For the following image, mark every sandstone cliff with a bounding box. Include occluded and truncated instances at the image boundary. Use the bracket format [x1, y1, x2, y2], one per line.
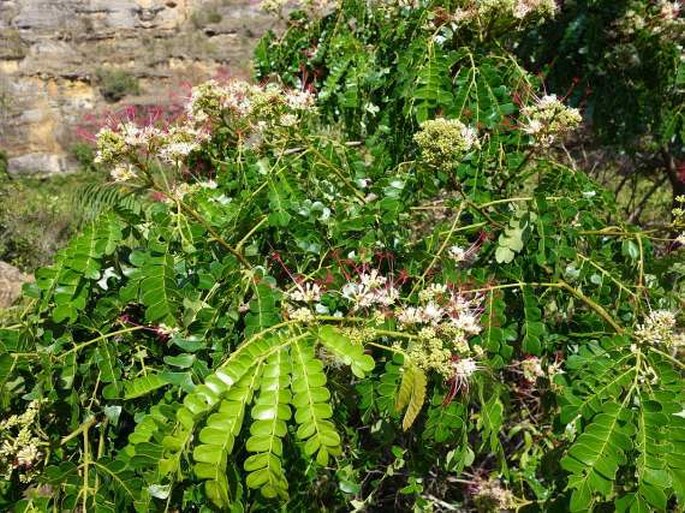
[0, 0, 273, 175]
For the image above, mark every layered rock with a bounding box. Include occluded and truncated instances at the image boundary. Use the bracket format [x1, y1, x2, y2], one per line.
[0, 0, 274, 175]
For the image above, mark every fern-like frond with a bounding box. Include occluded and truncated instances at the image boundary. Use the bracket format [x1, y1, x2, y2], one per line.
[33, 214, 125, 323]
[290, 339, 341, 466]
[195, 364, 262, 507]
[244, 348, 291, 500]
[140, 254, 179, 325]
[635, 396, 671, 510]
[72, 182, 142, 224]
[561, 401, 634, 512]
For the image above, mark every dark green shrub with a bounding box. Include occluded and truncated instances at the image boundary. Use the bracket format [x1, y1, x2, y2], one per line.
[70, 141, 98, 173]
[0, 2, 683, 512]
[96, 68, 140, 103]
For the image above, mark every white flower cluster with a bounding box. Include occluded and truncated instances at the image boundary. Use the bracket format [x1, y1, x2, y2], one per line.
[95, 121, 206, 182]
[399, 283, 482, 335]
[288, 282, 322, 303]
[187, 80, 316, 151]
[453, 0, 557, 26]
[413, 118, 479, 170]
[260, 0, 338, 16]
[95, 80, 316, 183]
[512, 0, 557, 19]
[659, 0, 681, 21]
[0, 400, 44, 483]
[472, 477, 517, 511]
[635, 309, 684, 349]
[283, 282, 328, 322]
[283, 269, 485, 384]
[515, 355, 563, 384]
[165, 182, 198, 203]
[615, 1, 683, 40]
[521, 94, 582, 147]
[396, 283, 484, 379]
[341, 269, 400, 310]
[187, 80, 315, 126]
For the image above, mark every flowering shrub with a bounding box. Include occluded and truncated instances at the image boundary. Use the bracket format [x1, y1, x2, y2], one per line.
[0, 1, 684, 512]
[517, 0, 685, 218]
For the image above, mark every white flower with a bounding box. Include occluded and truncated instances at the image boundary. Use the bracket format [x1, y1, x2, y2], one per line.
[360, 270, 387, 289]
[156, 323, 180, 337]
[523, 118, 544, 135]
[121, 123, 144, 146]
[635, 309, 680, 347]
[342, 282, 363, 302]
[513, 0, 558, 19]
[290, 307, 315, 322]
[451, 311, 482, 335]
[418, 283, 448, 303]
[448, 294, 474, 315]
[448, 245, 467, 263]
[16, 445, 40, 467]
[342, 271, 399, 310]
[521, 357, 545, 382]
[659, 0, 681, 21]
[375, 286, 399, 306]
[452, 357, 478, 380]
[158, 141, 198, 163]
[397, 306, 423, 326]
[288, 283, 322, 303]
[279, 113, 299, 127]
[521, 94, 582, 147]
[166, 183, 196, 202]
[200, 179, 218, 189]
[110, 164, 138, 182]
[260, 0, 288, 14]
[285, 90, 316, 110]
[420, 301, 445, 324]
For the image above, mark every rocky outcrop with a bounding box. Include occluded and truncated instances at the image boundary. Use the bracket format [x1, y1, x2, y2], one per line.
[0, 260, 29, 308]
[0, 0, 276, 175]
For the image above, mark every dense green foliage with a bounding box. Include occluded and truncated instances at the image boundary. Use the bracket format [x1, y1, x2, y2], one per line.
[0, 1, 684, 512]
[518, 0, 685, 217]
[0, 173, 102, 271]
[96, 68, 141, 104]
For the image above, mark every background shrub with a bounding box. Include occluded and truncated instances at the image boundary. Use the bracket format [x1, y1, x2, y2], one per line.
[96, 68, 141, 103]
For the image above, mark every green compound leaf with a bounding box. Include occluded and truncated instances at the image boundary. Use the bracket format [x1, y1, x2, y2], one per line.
[124, 373, 171, 400]
[96, 342, 123, 400]
[140, 254, 179, 326]
[245, 278, 280, 338]
[561, 401, 634, 512]
[194, 365, 262, 508]
[290, 339, 341, 467]
[495, 211, 536, 264]
[635, 398, 671, 510]
[244, 348, 291, 500]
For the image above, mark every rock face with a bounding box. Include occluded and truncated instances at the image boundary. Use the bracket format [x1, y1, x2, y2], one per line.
[0, 0, 274, 175]
[0, 260, 28, 308]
